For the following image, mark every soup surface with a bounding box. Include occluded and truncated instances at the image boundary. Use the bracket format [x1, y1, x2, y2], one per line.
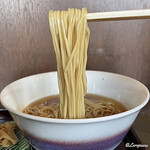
[23, 94, 126, 119]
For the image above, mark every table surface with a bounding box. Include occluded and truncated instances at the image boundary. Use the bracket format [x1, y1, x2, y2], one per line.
[132, 103, 150, 150]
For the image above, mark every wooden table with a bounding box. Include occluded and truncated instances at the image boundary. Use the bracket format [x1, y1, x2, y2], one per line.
[132, 103, 150, 150]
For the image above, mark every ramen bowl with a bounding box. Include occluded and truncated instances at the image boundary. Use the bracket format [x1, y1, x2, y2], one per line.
[0, 71, 149, 150]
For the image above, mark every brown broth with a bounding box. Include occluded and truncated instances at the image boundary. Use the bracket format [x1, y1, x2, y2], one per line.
[24, 94, 126, 114]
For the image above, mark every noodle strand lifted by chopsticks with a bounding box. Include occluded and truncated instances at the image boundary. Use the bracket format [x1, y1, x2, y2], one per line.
[49, 8, 90, 119]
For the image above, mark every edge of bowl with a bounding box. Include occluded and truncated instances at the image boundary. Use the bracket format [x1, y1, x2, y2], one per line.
[0, 70, 149, 124]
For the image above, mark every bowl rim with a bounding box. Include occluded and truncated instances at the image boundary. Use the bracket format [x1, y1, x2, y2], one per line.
[0, 70, 149, 124]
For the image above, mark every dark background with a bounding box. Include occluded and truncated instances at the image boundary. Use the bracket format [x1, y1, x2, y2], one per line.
[0, 0, 150, 95]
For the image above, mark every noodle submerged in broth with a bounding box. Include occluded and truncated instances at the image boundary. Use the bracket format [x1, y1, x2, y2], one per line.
[23, 94, 126, 119]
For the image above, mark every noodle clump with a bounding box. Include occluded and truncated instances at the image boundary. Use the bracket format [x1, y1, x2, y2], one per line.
[49, 8, 89, 119]
[23, 8, 126, 119]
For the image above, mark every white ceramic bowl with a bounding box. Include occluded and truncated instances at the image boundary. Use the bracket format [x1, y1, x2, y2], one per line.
[0, 71, 149, 150]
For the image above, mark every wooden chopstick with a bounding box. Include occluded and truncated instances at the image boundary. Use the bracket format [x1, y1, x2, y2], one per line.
[86, 9, 150, 21]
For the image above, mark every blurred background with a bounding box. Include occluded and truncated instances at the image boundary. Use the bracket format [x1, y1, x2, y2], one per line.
[0, 0, 150, 148]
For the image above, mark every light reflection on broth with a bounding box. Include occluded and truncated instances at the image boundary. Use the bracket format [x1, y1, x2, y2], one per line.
[23, 94, 126, 119]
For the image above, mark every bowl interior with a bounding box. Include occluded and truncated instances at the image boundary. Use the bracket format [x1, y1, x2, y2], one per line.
[0, 71, 149, 114]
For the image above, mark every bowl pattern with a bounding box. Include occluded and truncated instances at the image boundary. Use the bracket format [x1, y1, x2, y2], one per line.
[25, 127, 130, 150]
